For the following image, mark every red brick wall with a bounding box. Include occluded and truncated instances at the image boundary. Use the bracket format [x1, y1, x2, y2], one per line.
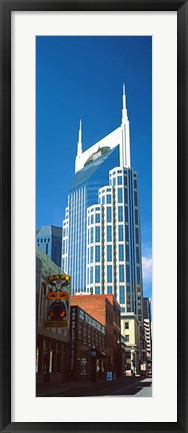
[70, 294, 120, 371]
[70, 295, 106, 325]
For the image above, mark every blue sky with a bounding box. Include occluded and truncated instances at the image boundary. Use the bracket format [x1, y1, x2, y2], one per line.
[36, 36, 152, 298]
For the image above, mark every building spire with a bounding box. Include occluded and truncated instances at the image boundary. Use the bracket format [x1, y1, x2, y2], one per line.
[123, 83, 126, 109]
[122, 83, 128, 124]
[121, 83, 131, 168]
[77, 119, 82, 157]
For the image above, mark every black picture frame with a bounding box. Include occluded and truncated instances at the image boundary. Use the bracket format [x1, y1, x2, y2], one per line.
[0, 0, 187, 432]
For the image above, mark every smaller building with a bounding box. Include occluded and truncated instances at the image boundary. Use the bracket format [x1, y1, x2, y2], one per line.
[70, 305, 106, 382]
[70, 294, 121, 376]
[36, 225, 62, 268]
[121, 312, 140, 375]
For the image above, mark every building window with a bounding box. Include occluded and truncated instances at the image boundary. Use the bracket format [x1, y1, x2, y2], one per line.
[136, 227, 139, 244]
[125, 225, 129, 242]
[127, 294, 131, 304]
[89, 227, 94, 243]
[125, 206, 128, 222]
[46, 244, 48, 255]
[95, 226, 100, 242]
[112, 177, 116, 186]
[126, 244, 129, 262]
[135, 209, 138, 225]
[107, 226, 112, 242]
[119, 244, 124, 261]
[90, 267, 93, 284]
[118, 225, 124, 241]
[119, 265, 124, 282]
[134, 191, 138, 207]
[124, 176, 127, 186]
[120, 286, 125, 304]
[126, 265, 130, 283]
[107, 265, 112, 283]
[125, 335, 129, 342]
[121, 307, 125, 313]
[118, 176, 122, 185]
[95, 245, 100, 262]
[138, 309, 142, 315]
[48, 238, 50, 242]
[107, 245, 112, 262]
[95, 266, 100, 283]
[95, 286, 100, 294]
[91, 214, 94, 225]
[41, 239, 43, 243]
[90, 246, 94, 263]
[124, 188, 128, 203]
[107, 286, 112, 294]
[125, 322, 129, 329]
[127, 285, 130, 293]
[134, 179, 137, 189]
[62, 241, 66, 255]
[118, 206, 123, 222]
[107, 194, 111, 204]
[137, 267, 141, 283]
[107, 207, 112, 222]
[63, 228, 66, 238]
[118, 188, 123, 203]
[136, 247, 140, 264]
[96, 213, 100, 223]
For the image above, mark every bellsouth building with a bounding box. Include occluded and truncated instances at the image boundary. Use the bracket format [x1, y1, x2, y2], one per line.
[62, 85, 143, 324]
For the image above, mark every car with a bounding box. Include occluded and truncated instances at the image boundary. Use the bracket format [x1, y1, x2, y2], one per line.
[140, 370, 148, 377]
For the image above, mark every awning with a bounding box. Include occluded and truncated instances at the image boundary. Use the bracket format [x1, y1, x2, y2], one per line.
[87, 349, 106, 359]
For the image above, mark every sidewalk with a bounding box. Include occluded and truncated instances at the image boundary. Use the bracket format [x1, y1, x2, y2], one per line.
[36, 378, 107, 397]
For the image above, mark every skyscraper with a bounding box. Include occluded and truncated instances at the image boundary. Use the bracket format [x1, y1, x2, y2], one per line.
[143, 297, 152, 361]
[36, 225, 62, 268]
[62, 85, 143, 324]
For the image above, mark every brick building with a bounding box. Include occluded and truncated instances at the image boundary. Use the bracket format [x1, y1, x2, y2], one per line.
[70, 305, 106, 382]
[70, 294, 121, 376]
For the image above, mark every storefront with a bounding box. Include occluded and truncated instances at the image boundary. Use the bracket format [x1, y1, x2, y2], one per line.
[36, 330, 70, 384]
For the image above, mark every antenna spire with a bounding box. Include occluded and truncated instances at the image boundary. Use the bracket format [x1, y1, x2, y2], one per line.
[121, 83, 131, 168]
[77, 119, 82, 156]
[122, 83, 127, 116]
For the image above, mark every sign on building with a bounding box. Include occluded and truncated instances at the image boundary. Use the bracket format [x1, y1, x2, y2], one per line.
[45, 273, 70, 328]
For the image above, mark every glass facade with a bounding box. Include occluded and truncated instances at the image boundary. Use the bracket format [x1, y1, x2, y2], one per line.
[36, 225, 62, 268]
[62, 89, 144, 325]
[62, 146, 120, 292]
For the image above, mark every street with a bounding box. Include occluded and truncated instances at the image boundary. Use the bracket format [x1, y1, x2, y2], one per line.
[43, 376, 152, 397]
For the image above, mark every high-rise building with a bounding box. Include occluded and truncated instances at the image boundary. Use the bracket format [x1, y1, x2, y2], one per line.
[62, 85, 143, 325]
[36, 225, 62, 268]
[143, 297, 152, 361]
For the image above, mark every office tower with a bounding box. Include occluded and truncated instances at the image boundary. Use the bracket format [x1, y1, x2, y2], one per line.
[143, 297, 152, 361]
[62, 85, 143, 324]
[36, 225, 62, 268]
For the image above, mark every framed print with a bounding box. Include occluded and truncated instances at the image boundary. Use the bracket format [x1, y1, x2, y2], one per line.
[0, 0, 187, 432]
